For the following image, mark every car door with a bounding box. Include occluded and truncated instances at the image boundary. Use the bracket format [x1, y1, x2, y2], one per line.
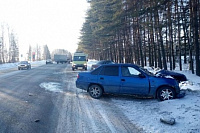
[120, 66, 149, 95]
[98, 66, 121, 93]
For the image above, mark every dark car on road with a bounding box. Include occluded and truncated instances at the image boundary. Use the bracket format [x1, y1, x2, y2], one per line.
[46, 59, 53, 64]
[18, 61, 31, 70]
[76, 63, 181, 101]
[91, 60, 115, 70]
[155, 70, 187, 83]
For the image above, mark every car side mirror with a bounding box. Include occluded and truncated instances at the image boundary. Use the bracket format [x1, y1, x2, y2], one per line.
[139, 73, 145, 78]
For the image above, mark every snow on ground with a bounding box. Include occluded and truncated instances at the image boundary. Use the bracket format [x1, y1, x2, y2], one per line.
[1, 61, 200, 133]
[113, 85, 200, 133]
[113, 67, 200, 133]
[0, 62, 19, 70]
[39, 82, 63, 93]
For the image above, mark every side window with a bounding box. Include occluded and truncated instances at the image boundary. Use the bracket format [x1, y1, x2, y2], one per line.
[91, 67, 102, 75]
[122, 66, 140, 76]
[122, 67, 131, 76]
[100, 66, 119, 76]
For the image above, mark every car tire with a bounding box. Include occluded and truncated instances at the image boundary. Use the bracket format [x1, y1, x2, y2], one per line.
[88, 85, 103, 99]
[157, 86, 175, 101]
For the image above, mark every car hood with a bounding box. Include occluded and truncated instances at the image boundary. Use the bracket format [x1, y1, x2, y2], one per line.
[156, 70, 185, 76]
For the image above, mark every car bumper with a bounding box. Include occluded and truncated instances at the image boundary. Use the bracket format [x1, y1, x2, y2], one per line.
[73, 65, 87, 69]
[176, 90, 185, 98]
[18, 66, 28, 68]
[76, 80, 89, 91]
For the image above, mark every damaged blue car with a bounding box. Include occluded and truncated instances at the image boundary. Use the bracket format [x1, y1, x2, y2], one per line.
[76, 64, 184, 101]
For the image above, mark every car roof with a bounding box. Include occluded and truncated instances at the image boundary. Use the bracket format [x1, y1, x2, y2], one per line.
[100, 63, 139, 68]
[97, 60, 113, 63]
[20, 61, 28, 63]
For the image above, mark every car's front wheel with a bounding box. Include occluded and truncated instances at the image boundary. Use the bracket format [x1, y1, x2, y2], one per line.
[88, 85, 103, 99]
[157, 86, 175, 101]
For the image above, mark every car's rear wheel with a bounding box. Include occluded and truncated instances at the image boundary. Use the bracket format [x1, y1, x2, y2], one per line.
[157, 86, 175, 101]
[88, 85, 103, 99]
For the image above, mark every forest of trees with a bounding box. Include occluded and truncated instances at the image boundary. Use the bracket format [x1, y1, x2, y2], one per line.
[0, 24, 19, 63]
[0, 24, 53, 63]
[0, 23, 70, 62]
[79, 0, 200, 76]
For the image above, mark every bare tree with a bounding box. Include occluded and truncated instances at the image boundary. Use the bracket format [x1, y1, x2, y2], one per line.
[0, 24, 6, 63]
[8, 28, 19, 63]
[43, 45, 51, 60]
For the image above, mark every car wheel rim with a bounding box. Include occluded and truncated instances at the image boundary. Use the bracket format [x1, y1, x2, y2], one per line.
[90, 86, 100, 97]
[160, 89, 173, 100]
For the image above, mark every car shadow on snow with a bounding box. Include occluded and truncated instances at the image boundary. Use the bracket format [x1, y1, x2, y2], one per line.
[99, 93, 156, 102]
[77, 89, 157, 102]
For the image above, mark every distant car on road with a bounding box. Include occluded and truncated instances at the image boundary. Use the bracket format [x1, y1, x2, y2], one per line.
[87, 60, 98, 70]
[91, 60, 115, 70]
[155, 70, 187, 83]
[76, 63, 182, 101]
[18, 61, 31, 70]
[46, 59, 53, 64]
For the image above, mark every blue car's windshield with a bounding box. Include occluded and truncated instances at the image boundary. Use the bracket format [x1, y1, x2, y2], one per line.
[139, 67, 155, 76]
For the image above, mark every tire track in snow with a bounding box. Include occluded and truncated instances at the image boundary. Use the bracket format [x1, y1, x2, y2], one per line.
[56, 65, 143, 133]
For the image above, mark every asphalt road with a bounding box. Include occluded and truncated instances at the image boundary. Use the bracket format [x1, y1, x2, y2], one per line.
[0, 63, 142, 133]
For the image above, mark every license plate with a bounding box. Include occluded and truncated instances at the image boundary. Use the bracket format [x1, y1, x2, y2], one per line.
[78, 67, 82, 69]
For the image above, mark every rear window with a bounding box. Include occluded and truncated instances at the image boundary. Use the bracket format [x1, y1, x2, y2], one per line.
[100, 66, 119, 76]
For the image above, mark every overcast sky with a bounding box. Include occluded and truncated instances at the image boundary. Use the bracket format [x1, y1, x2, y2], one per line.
[0, 0, 89, 54]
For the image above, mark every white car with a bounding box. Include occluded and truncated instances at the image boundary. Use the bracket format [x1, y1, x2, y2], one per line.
[87, 60, 98, 70]
[18, 61, 31, 70]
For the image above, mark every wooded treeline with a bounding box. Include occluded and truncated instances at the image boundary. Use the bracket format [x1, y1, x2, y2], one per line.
[0, 24, 53, 63]
[0, 24, 19, 63]
[79, 0, 200, 76]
